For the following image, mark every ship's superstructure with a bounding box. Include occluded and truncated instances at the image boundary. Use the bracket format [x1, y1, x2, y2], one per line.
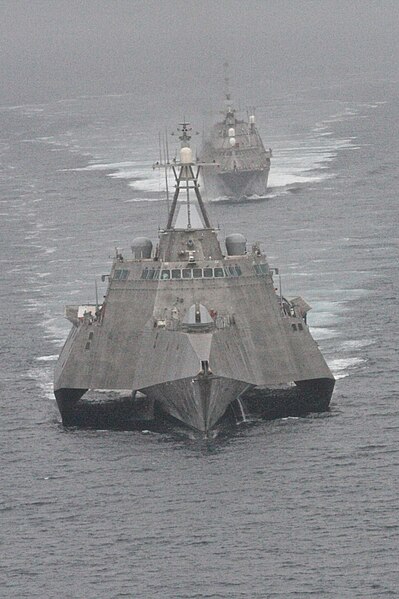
[200, 67, 271, 199]
[54, 123, 334, 434]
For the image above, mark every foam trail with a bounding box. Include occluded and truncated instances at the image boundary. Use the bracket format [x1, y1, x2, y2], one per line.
[310, 327, 340, 340]
[328, 357, 366, 380]
[268, 124, 357, 189]
[27, 366, 54, 400]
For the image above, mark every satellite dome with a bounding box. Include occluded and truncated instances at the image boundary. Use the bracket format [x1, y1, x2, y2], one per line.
[180, 147, 193, 164]
[225, 233, 246, 256]
[131, 237, 153, 259]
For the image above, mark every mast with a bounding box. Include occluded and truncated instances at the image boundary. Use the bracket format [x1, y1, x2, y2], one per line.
[222, 61, 235, 128]
[155, 122, 213, 230]
[224, 60, 231, 104]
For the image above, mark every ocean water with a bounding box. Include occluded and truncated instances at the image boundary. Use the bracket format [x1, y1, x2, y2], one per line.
[1, 78, 398, 598]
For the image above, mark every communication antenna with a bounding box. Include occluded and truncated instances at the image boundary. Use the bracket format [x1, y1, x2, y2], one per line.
[223, 61, 231, 102]
[179, 122, 192, 229]
[163, 128, 170, 213]
[158, 130, 171, 218]
[153, 122, 216, 230]
[95, 278, 99, 310]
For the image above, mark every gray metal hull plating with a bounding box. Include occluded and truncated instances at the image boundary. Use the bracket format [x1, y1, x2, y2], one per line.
[202, 167, 270, 199]
[54, 141, 333, 434]
[54, 249, 334, 432]
[143, 375, 249, 432]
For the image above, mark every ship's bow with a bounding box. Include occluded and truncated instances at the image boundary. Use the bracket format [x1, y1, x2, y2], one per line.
[142, 374, 248, 432]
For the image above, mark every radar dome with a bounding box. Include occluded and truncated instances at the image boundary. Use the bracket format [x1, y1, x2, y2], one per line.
[229, 137, 236, 147]
[131, 237, 153, 259]
[228, 127, 235, 137]
[225, 233, 246, 256]
[180, 147, 193, 164]
[249, 115, 255, 124]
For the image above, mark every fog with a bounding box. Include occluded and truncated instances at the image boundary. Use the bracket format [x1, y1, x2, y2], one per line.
[1, 0, 398, 106]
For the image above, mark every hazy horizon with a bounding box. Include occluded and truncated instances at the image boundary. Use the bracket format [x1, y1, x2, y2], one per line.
[1, 0, 398, 107]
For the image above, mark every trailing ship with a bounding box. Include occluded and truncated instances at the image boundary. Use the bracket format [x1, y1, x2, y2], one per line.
[54, 123, 334, 434]
[200, 69, 271, 199]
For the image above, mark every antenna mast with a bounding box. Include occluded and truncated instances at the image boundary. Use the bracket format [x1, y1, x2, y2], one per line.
[163, 129, 170, 213]
[224, 61, 231, 103]
[166, 123, 212, 230]
[153, 122, 219, 230]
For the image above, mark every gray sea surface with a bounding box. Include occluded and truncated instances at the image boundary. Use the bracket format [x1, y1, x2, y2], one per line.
[1, 78, 398, 598]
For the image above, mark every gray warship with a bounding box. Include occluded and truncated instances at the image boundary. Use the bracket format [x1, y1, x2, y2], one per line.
[54, 123, 334, 434]
[200, 69, 271, 200]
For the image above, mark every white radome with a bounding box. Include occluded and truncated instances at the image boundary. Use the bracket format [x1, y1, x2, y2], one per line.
[180, 146, 193, 164]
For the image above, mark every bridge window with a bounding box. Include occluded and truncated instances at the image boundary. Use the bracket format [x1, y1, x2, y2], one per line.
[140, 265, 243, 281]
[254, 263, 269, 276]
[114, 269, 129, 280]
[172, 269, 181, 279]
[142, 267, 158, 280]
